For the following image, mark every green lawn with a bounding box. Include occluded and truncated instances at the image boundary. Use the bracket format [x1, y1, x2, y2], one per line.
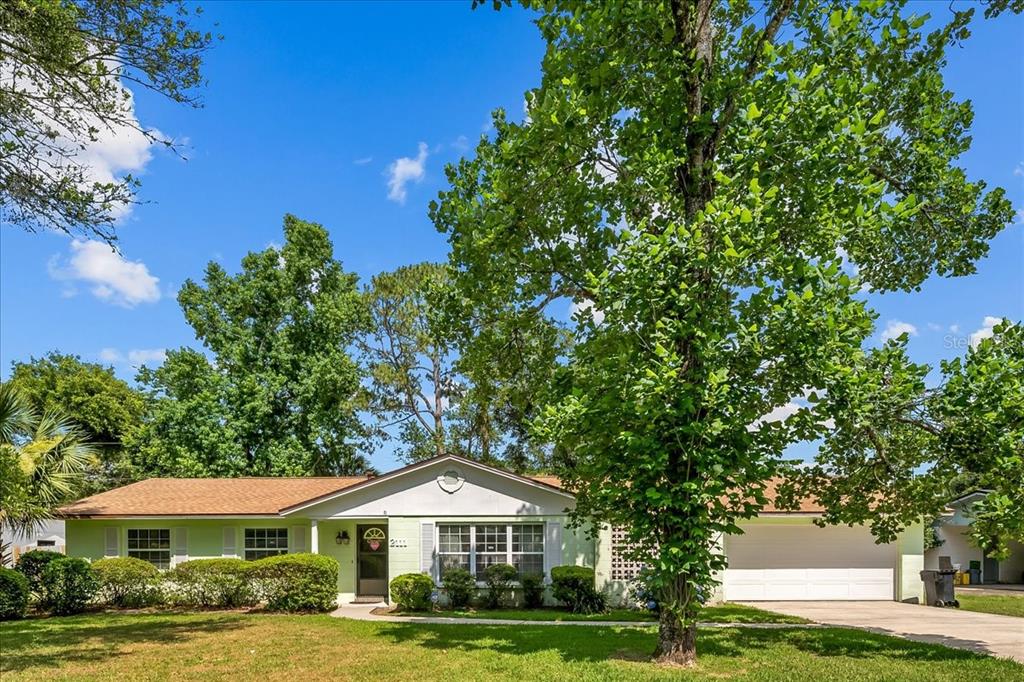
[957, 594, 1024, 618]
[2, 611, 1020, 681]
[387, 603, 808, 624]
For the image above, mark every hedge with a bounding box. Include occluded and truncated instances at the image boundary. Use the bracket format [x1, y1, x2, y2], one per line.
[165, 558, 256, 608]
[92, 557, 162, 607]
[550, 565, 605, 614]
[15, 549, 61, 602]
[390, 573, 434, 611]
[248, 553, 338, 611]
[482, 563, 517, 609]
[0, 567, 29, 620]
[42, 557, 97, 615]
[441, 567, 474, 608]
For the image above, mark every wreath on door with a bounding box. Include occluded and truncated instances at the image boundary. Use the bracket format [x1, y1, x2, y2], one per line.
[363, 527, 386, 551]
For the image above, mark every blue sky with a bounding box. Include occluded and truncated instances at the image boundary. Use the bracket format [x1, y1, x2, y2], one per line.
[1, 2, 1021, 472]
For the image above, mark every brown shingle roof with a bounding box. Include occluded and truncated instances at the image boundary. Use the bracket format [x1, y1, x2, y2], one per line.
[56, 477, 369, 518]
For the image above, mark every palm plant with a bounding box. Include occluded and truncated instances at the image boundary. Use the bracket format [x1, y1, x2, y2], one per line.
[0, 382, 96, 535]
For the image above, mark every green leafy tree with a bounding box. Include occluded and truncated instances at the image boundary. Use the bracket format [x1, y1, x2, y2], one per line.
[361, 262, 566, 469]
[435, 0, 1016, 664]
[131, 215, 372, 476]
[8, 352, 145, 490]
[805, 321, 1024, 558]
[0, 383, 95, 534]
[1, 0, 217, 242]
[360, 263, 458, 462]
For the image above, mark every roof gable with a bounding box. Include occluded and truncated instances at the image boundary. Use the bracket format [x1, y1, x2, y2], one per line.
[281, 455, 574, 518]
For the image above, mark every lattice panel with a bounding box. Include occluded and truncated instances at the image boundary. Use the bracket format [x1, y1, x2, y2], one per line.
[610, 526, 646, 582]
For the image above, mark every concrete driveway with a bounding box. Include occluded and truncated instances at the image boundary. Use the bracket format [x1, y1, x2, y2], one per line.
[743, 601, 1024, 663]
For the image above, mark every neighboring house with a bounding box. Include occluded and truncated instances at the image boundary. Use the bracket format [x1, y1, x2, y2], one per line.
[56, 454, 924, 604]
[925, 490, 1024, 584]
[1, 519, 66, 566]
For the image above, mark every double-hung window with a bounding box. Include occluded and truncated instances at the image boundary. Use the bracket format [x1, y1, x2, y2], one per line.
[436, 523, 546, 582]
[437, 524, 470, 577]
[511, 524, 545, 578]
[127, 529, 171, 569]
[474, 524, 508, 581]
[244, 528, 288, 560]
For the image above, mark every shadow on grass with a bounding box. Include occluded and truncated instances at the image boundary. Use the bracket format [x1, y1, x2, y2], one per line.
[370, 621, 996, 665]
[0, 612, 251, 675]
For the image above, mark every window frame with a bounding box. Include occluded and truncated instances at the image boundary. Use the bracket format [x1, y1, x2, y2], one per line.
[243, 527, 289, 561]
[127, 528, 171, 569]
[435, 523, 546, 585]
[436, 523, 471, 579]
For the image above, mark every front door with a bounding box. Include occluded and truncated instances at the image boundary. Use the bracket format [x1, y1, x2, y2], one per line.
[357, 524, 388, 598]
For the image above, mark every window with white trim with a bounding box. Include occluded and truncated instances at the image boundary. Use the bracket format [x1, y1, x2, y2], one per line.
[244, 528, 288, 560]
[475, 524, 508, 580]
[436, 523, 546, 581]
[512, 524, 545, 578]
[437, 524, 470, 577]
[127, 529, 170, 569]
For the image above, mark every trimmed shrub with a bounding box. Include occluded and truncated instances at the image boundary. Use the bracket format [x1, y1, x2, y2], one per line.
[521, 572, 545, 608]
[482, 563, 517, 609]
[15, 549, 61, 601]
[550, 565, 605, 614]
[441, 567, 474, 608]
[0, 567, 30, 620]
[390, 572, 434, 611]
[91, 557, 162, 607]
[165, 558, 255, 608]
[249, 553, 338, 612]
[42, 557, 98, 615]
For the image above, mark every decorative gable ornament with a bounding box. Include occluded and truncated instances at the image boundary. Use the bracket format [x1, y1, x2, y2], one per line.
[437, 468, 465, 494]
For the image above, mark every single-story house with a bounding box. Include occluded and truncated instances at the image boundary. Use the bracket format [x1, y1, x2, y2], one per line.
[57, 454, 924, 604]
[924, 490, 1024, 584]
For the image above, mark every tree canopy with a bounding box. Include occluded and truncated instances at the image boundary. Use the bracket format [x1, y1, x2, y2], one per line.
[0, 0, 216, 242]
[130, 215, 373, 477]
[7, 352, 145, 491]
[435, 0, 1018, 664]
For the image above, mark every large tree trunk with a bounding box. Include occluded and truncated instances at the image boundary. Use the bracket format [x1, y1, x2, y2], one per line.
[654, 609, 697, 666]
[653, 573, 698, 665]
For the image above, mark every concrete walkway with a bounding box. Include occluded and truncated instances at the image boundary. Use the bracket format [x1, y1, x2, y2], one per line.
[331, 602, 814, 629]
[741, 601, 1024, 663]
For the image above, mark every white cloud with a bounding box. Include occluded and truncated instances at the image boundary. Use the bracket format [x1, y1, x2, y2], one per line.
[880, 319, 918, 343]
[1014, 161, 1024, 177]
[452, 135, 470, 153]
[386, 142, 428, 204]
[3, 59, 160, 222]
[926, 322, 943, 332]
[569, 299, 605, 324]
[49, 240, 160, 307]
[99, 347, 166, 367]
[949, 324, 960, 334]
[969, 316, 1003, 348]
[353, 156, 373, 165]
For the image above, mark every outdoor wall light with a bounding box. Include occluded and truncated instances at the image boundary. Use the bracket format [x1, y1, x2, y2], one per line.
[336, 530, 350, 545]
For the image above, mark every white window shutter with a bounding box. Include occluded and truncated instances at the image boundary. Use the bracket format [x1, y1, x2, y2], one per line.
[172, 527, 188, 567]
[222, 527, 237, 558]
[420, 521, 436, 581]
[544, 521, 562, 583]
[290, 526, 306, 553]
[104, 527, 119, 557]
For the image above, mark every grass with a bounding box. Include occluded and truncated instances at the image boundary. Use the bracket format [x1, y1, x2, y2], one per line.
[386, 603, 809, 624]
[957, 594, 1024, 618]
[2, 611, 1021, 681]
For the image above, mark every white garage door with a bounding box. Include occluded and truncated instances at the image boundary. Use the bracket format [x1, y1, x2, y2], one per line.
[723, 524, 895, 601]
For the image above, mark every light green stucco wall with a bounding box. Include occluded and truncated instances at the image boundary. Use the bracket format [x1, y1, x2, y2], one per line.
[65, 515, 594, 603]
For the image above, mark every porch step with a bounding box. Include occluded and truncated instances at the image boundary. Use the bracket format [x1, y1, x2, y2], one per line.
[351, 596, 387, 604]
